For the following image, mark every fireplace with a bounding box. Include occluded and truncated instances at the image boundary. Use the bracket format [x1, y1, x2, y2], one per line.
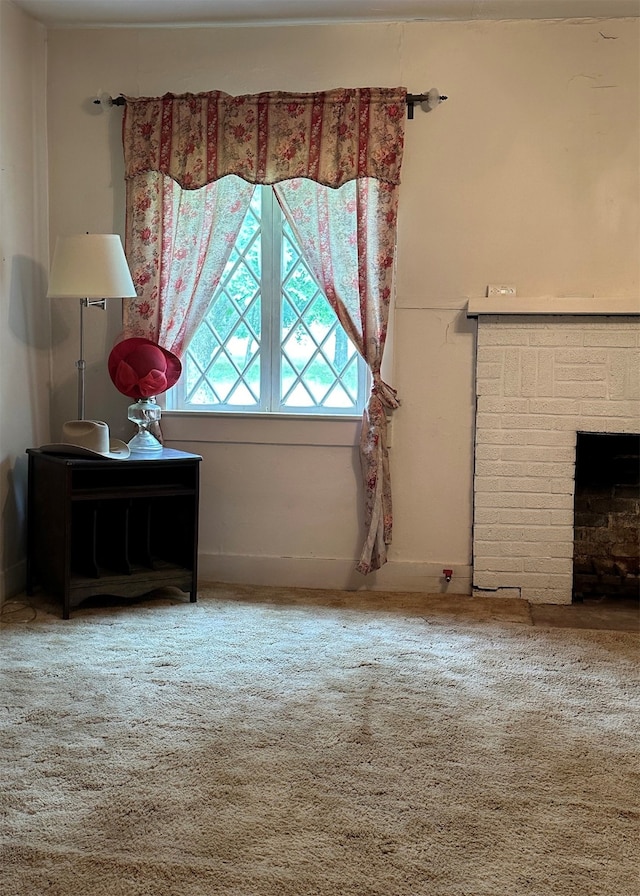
[467, 296, 640, 604]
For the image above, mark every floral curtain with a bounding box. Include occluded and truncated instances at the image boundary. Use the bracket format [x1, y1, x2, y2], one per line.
[121, 88, 406, 574]
[274, 178, 400, 573]
[122, 89, 405, 189]
[124, 172, 255, 353]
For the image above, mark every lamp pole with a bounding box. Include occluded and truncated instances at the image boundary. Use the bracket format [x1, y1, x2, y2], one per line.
[76, 298, 86, 420]
[76, 297, 106, 420]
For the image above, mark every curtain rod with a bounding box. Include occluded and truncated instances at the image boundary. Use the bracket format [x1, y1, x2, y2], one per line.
[93, 90, 448, 118]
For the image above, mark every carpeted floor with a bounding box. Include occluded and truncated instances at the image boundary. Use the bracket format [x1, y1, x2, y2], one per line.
[1, 584, 638, 896]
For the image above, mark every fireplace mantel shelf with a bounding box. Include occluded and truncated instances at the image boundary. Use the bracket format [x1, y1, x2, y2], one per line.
[466, 296, 640, 317]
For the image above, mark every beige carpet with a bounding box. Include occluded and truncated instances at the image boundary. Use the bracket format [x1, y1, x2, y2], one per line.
[1, 584, 638, 896]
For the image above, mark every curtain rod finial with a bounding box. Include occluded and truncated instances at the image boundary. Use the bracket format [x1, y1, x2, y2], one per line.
[421, 88, 447, 112]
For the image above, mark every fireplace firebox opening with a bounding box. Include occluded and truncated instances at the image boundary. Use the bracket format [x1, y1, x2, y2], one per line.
[573, 432, 640, 605]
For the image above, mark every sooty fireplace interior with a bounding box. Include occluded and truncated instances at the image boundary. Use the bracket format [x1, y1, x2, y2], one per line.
[573, 432, 640, 604]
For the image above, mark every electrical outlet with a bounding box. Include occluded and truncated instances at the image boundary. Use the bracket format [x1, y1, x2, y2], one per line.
[487, 284, 517, 297]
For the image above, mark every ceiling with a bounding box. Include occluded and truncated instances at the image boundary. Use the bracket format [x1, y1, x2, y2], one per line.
[10, 0, 640, 27]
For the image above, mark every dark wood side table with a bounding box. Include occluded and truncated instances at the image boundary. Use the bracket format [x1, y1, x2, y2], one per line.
[26, 447, 201, 619]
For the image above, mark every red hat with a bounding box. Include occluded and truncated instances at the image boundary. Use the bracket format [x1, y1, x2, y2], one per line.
[108, 337, 182, 399]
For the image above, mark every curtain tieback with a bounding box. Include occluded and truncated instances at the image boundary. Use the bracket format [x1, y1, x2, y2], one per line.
[371, 375, 400, 411]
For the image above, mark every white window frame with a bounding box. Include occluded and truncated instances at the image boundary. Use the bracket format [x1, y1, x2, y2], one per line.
[165, 185, 368, 419]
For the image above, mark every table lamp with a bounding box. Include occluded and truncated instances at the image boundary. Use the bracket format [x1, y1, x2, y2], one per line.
[47, 234, 137, 419]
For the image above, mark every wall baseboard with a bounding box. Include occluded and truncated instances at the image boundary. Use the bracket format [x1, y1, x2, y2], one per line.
[198, 553, 472, 595]
[0, 556, 472, 608]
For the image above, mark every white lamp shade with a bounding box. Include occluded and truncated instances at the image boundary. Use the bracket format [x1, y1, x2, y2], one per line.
[47, 234, 137, 299]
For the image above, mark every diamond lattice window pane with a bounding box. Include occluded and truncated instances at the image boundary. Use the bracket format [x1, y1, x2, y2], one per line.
[227, 381, 259, 406]
[185, 372, 218, 406]
[208, 296, 238, 342]
[282, 326, 316, 374]
[322, 381, 357, 409]
[282, 381, 315, 407]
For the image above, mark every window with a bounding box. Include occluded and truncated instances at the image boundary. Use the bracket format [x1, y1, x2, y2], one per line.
[167, 185, 367, 416]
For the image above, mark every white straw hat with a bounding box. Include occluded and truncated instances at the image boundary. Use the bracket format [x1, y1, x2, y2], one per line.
[40, 420, 130, 459]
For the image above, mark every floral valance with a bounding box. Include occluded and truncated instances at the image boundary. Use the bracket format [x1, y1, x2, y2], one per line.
[122, 87, 407, 190]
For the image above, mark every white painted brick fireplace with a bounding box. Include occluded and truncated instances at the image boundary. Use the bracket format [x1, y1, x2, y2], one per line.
[467, 297, 640, 605]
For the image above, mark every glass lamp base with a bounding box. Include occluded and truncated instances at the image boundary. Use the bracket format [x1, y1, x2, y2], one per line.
[128, 429, 163, 453]
[127, 398, 163, 453]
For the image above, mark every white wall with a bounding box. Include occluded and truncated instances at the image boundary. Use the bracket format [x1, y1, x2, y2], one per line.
[0, 1, 49, 600]
[44, 17, 639, 593]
